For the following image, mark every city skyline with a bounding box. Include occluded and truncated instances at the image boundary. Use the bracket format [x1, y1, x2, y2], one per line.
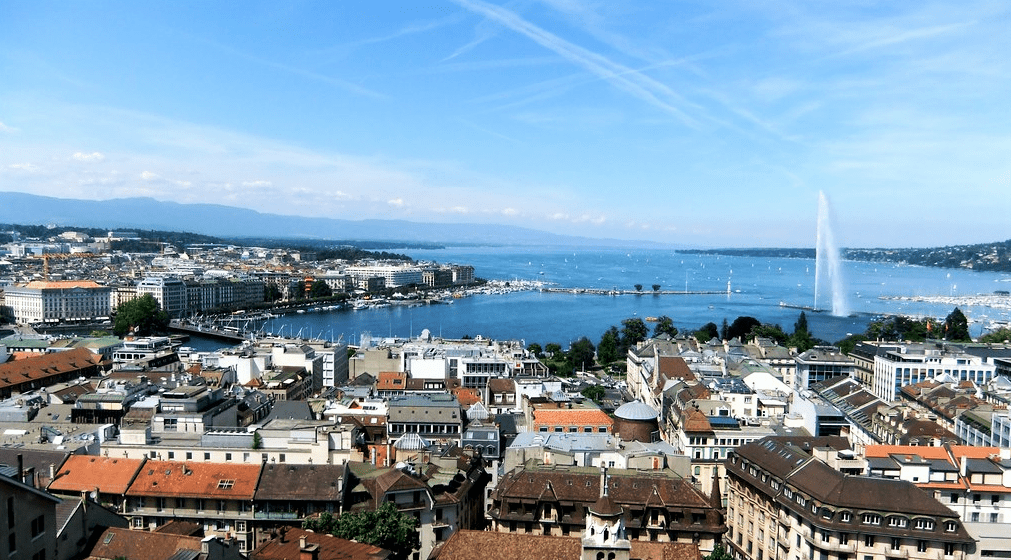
[2, 1, 1009, 248]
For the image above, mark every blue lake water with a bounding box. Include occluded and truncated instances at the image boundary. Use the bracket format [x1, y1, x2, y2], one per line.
[187, 246, 1011, 351]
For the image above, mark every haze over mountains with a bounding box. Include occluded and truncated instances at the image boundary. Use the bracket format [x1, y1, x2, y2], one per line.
[0, 192, 652, 248]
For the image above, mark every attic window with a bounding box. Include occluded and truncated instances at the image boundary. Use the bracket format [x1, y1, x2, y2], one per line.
[218, 480, 235, 489]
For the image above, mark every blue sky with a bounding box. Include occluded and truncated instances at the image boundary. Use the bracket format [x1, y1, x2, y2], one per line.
[2, 1, 1009, 248]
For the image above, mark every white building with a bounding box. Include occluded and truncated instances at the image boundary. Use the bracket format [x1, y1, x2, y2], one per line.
[3, 280, 112, 323]
[872, 342, 997, 402]
[137, 276, 188, 317]
[344, 264, 423, 288]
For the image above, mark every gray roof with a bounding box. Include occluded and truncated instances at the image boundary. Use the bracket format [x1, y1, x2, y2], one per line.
[614, 400, 658, 421]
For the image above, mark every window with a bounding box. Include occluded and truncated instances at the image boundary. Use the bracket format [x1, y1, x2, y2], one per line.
[840, 512, 851, 522]
[888, 517, 907, 528]
[539, 426, 549, 432]
[598, 426, 608, 433]
[990, 513, 999, 523]
[891, 538, 901, 551]
[218, 479, 235, 489]
[944, 521, 957, 532]
[840, 533, 849, 545]
[204, 452, 211, 460]
[949, 493, 959, 504]
[186, 452, 193, 460]
[917, 541, 928, 553]
[944, 543, 956, 557]
[862, 514, 881, 525]
[279, 454, 286, 463]
[167, 451, 175, 459]
[236, 521, 246, 532]
[864, 535, 874, 547]
[971, 512, 980, 522]
[973, 493, 981, 503]
[914, 519, 933, 531]
[30, 515, 45, 538]
[554, 426, 564, 433]
[992, 495, 1000, 505]
[225, 453, 232, 461]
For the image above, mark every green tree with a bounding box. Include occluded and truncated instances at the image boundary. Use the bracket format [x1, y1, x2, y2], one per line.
[263, 283, 282, 302]
[705, 543, 734, 560]
[597, 326, 621, 365]
[652, 284, 661, 292]
[544, 343, 562, 356]
[694, 322, 720, 342]
[943, 307, 971, 341]
[727, 316, 761, 342]
[621, 317, 648, 350]
[980, 327, 1011, 343]
[634, 283, 643, 292]
[308, 279, 333, 299]
[581, 384, 606, 403]
[527, 342, 543, 357]
[720, 318, 729, 340]
[652, 315, 678, 338]
[751, 323, 788, 346]
[787, 311, 814, 350]
[113, 294, 170, 336]
[567, 337, 596, 373]
[329, 502, 420, 560]
[252, 432, 262, 450]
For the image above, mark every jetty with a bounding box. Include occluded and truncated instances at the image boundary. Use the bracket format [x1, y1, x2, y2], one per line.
[168, 320, 250, 343]
[539, 287, 726, 296]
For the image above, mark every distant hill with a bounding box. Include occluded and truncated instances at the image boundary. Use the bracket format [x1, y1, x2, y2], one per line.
[0, 191, 649, 248]
[680, 241, 1011, 272]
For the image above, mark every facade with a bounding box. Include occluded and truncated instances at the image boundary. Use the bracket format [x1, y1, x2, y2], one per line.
[387, 393, 464, 446]
[137, 276, 188, 317]
[344, 264, 423, 288]
[725, 438, 975, 560]
[871, 342, 997, 402]
[489, 464, 725, 553]
[794, 346, 855, 390]
[0, 473, 60, 560]
[4, 280, 112, 324]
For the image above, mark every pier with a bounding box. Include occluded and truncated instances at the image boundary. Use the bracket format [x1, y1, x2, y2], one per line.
[539, 287, 727, 296]
[168, 320, 250, 343]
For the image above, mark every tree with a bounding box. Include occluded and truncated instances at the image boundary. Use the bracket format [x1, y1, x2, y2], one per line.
[652, 284, 661, 292]
[581, 384, 606, 403]
[750, 323, 788, 346]
[263, 282, 282, 302]
[943, 307, 971, 341]
[113, 294, 170, 336]
[727, 316, 761, 342]
[544, 343, 563, 356]
[694, 322, 720, 342]
[527, 342, 543, 357]
[252, 432, 262, 450]
[652, 315, 678, 338]
[705, 543, 734, 560]
[621, 317, 648, 350]
[720, 318, 729, 341]
[597, 326, 621, 365]
[634, 284, 643, 292]
[787, 311, 814, 350]
[979, 327, 1011, 343]
[327, 502, 420, 560]
[308, 279, 333, 299]
[567, 337, 596, 374]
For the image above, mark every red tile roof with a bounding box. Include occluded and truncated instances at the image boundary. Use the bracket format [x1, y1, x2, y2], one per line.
[433, 530, 702, 560]
[84, 528, 209, 560]
[250, 527, 391, 560]
[0, 347, 103, 389]
[533, 409, 614, 428]
[48, 456, 146, 495]
[25, 280, 103, 289]
[125, 460, 262, 499]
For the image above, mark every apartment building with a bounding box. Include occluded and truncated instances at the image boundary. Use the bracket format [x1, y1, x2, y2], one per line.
[725, 438, 974, 560]
[3, 280, 113, 324]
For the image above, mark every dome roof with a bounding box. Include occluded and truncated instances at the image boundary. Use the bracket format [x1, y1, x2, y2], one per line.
[614, 400, 658, 421]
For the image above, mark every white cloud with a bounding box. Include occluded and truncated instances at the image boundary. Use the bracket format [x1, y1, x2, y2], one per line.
[501, 207, 518, 216]
[388, 198, 404, 207]
[450, 206, 468, 214]
[549, 212, 569, 220]
[8, 163, 37, 172]
[72, 151, 105, 162]
[0, 122, 18, 133]
[241, 180, 272, 188]
[140, 171, 159, 180]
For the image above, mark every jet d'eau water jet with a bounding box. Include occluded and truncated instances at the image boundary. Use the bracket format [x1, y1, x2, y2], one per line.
[815, 191, 850, 316]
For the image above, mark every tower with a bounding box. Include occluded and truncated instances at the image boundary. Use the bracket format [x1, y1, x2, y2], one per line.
[581, 468, 631, 560]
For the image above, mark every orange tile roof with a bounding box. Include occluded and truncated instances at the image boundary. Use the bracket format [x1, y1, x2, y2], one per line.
[25, 280, 103, 289]
[452, 387, 481, 407]
[48, 456, 146, 495]
[85, 528, 210, 560]
[0, 347, 103, 389]
[251, 527, 391, 560]
[864, 445, 998, 460]
[533, 409, 613, 428]
[126, 460, 262, 499]
[376, 371, 406, 390]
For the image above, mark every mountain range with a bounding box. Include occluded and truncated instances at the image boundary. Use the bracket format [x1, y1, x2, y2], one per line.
[0, 192, 653, 248]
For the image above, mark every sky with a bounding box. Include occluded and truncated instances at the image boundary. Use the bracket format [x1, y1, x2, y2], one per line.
[1, 1, 1010, 248]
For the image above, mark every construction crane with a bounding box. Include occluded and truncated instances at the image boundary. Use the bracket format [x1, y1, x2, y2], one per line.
[35, 252, 101, 281]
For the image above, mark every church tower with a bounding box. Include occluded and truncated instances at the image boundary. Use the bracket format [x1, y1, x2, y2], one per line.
[581, 468, 631, 560]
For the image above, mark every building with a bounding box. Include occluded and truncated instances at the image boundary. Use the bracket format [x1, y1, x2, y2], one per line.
[137, 276, 188, 317]
[3, 280, 113, 324]
[725, 437, 975, 560]
[387, 393, 464, 446]
[0, 470, 60, 560]
[794, 346, 855, 390]
[870, 342, 998, 402]
[489, 464, 725, 553]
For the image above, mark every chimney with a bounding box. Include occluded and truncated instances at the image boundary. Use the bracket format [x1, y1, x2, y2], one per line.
[299, 536, 320, 560]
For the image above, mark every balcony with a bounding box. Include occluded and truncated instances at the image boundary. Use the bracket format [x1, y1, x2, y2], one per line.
[253, 511, 301, 520]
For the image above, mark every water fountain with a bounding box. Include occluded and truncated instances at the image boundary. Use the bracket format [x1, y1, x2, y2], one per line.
[814, 191, 850, 316]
